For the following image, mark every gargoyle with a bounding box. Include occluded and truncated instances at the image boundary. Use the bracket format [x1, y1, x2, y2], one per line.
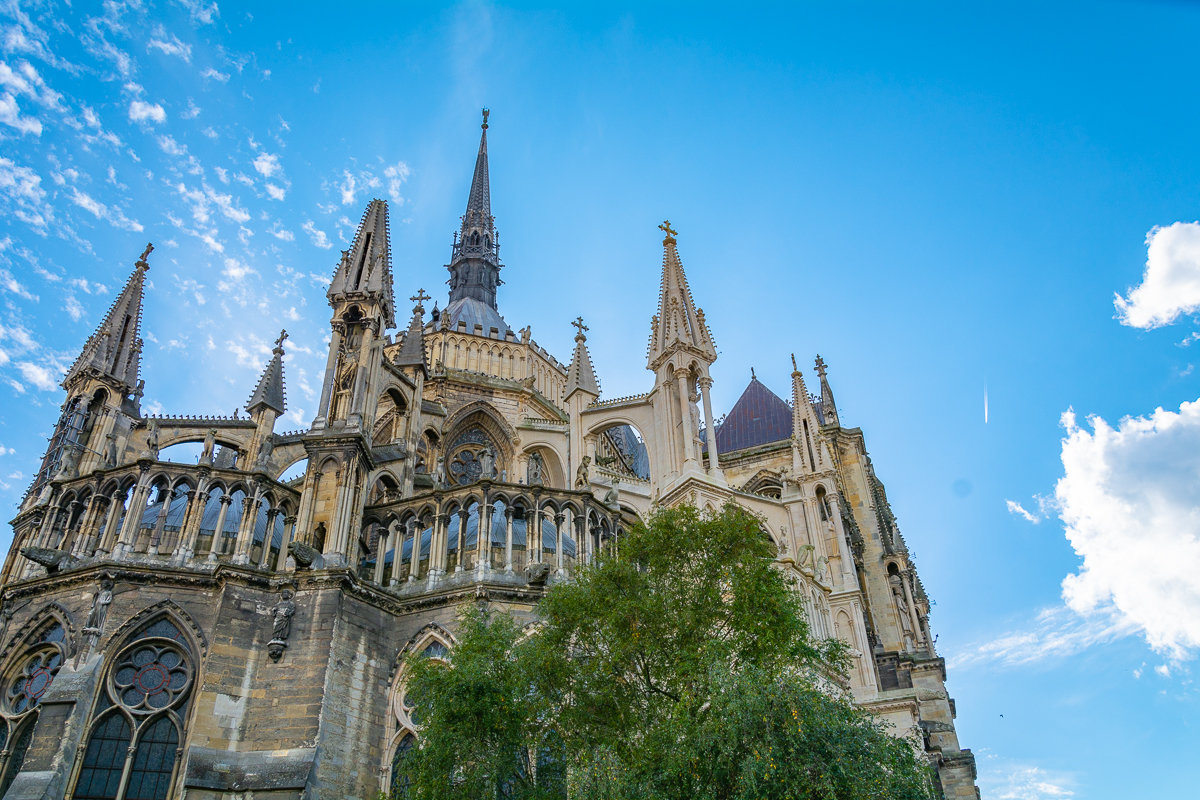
[288, 540, 322, 570]
[20, 546, 79, 575]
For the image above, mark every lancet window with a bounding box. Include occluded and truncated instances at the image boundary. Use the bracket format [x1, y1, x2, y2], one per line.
[387, 634, 452, 796]
[70, 616, 196, 800]
[0, 618, 68, 796]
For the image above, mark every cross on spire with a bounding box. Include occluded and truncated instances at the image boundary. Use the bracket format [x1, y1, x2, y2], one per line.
[274, 329, 288, 351]
[658, 220, 677, 242]
[410, 288, 431, 311]
[572, 316, 588, 339]
[137, 242, 154, 269]
[482, 107, 490, 129]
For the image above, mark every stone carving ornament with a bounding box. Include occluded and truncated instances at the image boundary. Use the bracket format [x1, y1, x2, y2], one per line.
[268, 587, 296, 662]
[574, 456, 591, 489]
[527, 452, 544, 486]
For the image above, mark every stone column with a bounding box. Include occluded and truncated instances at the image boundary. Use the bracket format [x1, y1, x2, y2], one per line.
[147, 487, 173, 556]
[314, 325, 344, 427]
[74, 494, 108, 557]
[454, 509, 466, 573]
[208, 495, 233, 561]
[260, 509, 280, 569]
[406, 520, 419, 581]
[387, 521, 403, 585]
[233, 491, 262, 565]
[175, 482, 210, 562]
[698, 376, 721, 474]
[504, 508, 514, 572]
[115, 467, 153, 557]
[373, 522, 389, 583]
[480, 499, 493, 571]
[96, 491, 125, 556]
[554, 512, 565, 574]
[676, 374, 696, 465]
[533, 507, 543, 564]
[277, 515, 297, 571]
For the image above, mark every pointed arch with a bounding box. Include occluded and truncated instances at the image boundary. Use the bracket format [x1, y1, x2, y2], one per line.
[0, 603, 75, 664]
[102, 600, 206, 658]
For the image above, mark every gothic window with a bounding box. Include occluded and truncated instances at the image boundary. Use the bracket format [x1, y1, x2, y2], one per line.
[71, 617, 195, 800]
[448, 448, 480, 485]
[0, 618, 67, 792]
[446, 427, 500, 486]
[387, 636, 451, 794]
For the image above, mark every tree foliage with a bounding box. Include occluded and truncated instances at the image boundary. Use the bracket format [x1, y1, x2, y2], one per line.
[391, 503, 935, 800]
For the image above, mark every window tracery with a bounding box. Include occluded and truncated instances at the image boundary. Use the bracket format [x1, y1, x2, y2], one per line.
[386, 635, 451, 795]
[0, 618, 67, 794]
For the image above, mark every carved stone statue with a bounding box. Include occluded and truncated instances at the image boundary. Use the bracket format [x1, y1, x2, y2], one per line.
[56, 443, 82, 480]
[527, 452, 544, 486]
[85, 577, 114, 632]
[200, 429, 216, 464]
[145, 421, 160, 459]
[20, 546, 78, 575]
[255, 437, 274, 469]
[289, 540, 320, 570]
[574, 456, 591, 489]
[797, 543, 816, 571]
[268, 587, 296, 661]
[478, 446, 495, 480]
[104, 433, 119, 467]
[602, 476, 620, 508]
[434, 456, 446, 488]
[525, 561, 551, 585]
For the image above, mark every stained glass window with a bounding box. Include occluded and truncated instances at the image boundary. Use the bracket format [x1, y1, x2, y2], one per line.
[124, 716, 178, 800]
[74, 712, 131, 800]
[390, 733, 415, 797]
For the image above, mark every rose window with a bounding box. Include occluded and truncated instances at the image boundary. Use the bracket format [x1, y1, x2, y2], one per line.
[448, 448, 481, 485]
[111, 643, 191, 712]
[7, 648, 63, 714]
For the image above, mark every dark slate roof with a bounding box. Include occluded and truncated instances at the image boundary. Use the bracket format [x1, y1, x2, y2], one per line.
[441, 296, 511, 336]
[714, 377, 792, 453]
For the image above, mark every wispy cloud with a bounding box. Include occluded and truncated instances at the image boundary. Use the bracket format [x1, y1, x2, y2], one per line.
[302, 220, 332, 249]
[980, 762, 1077, 800]
[147, 26, 191, 62]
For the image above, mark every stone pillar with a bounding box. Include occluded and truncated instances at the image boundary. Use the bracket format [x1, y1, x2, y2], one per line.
[96, 491, 125, 556]
[698, 376, 721, 474]
[175, 481, 210, 563]
[676, 374, 696, 465]
[233, 490, 262, 565]
[277, 515, 297, 571]
[115, 467, 153, 557]
[480, 499, 493, 571]
[504, 508, 514, 572]
[147, 487, 173, 556]
[533, 507, 543, 564]
[554, 512, 565, 574]
[314, 325, 344, 427]
[454, 509, 466, 573]
[260, 508, 280, 569]
[406, 521, 419, 581]
[208, 495, 233, 561]
[373, 522, 389, 583]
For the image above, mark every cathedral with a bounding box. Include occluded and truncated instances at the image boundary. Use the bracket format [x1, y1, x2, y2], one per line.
[0, 113, 978, 799]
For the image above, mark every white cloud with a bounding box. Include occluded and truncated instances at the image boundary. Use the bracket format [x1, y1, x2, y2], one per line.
[0, 157, 50, 231]
[949, 604, 1135, 670]
[178, 0, 220, 25]
[1005, 499, 1040, 524]
[338, 170, 357, 205]
[200, 66, 230, 83]
[147, 27, 192, 61]
[1115, 222, 1200, 329]
[0, 91, 42, 135]
[1056, 401, 1200, 660]
[268, 223, 294, 241]
[128, 99, 166, 123]
[302, 220, 332, 249]
[180, 98, 200, 119]
[982, 764, 1077, 800]
[69, 188, 144, 232]
[0, 444, 13, 456]
[253, 152, 280, 178]
[15, 360, 58, 391]
[265, 183, 285, 201]
[0, 268, 36, 300]
[383, 160, 410, 202]
[65, 295, 85, 321]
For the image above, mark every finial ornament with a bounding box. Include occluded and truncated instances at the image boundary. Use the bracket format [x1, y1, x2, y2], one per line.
[658, 220, 677, 242]
[410, 288, 431, 312]
[572, 316, 589, 339]
[815, 354, 827, 377]
[274, 329, 288, 351]
[137, 242, 154, 269]
[482, 107, 490, 129]
[751, 367, 756, 380]
[791, 353, 798, 372]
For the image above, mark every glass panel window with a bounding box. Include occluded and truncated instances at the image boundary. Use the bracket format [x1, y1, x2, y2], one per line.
[74, 712, 132, 800]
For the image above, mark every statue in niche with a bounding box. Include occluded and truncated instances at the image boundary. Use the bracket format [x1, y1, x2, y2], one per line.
[267, 586, 297, 661]
[104, 433, 119, 467]
[200, 429, 216, 464]
[890, 574, 916, 651]
[434, 455, 446, 488]
[56, 443, 82, 479]
[84, 577, 114, 633]
[255, 437, 274, 470]
[144, 421, 160, 459]
[797, 543, 816, 571]
[478, 446, 496, 480]
[602, 476, 620, 509]
[574, 456, 591, 489]
[527, 452, 545, 486]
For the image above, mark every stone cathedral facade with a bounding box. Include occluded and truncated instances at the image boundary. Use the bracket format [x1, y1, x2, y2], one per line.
[0, 115, 978, 799]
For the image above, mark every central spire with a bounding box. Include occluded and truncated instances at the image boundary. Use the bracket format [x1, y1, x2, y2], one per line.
[446, 109, 504, 318]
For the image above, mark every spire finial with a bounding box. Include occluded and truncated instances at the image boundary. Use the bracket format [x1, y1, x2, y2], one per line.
[482, 107, 489, 129]
[137, 242, 154, 270]
[791, 353, 798, 373]
[572, 315, 589, 341]
[274, 329, 288, 353]
[658, 220, 677, 244]
[815, 354, 827, 377]
[410, 288, 431, 312]
[751, 366, 756, 380]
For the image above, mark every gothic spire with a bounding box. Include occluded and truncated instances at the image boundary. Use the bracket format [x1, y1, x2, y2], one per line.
[446, 109, 503, 313]
[565, 316, 600, 399]
[62, 242, 153, 396]
[815, 354, 839, 426]
[328, 198, 396, 328]
[394, 289, 429, 376]
[646, 221, 717, 370]
[246, 330, 287, 416]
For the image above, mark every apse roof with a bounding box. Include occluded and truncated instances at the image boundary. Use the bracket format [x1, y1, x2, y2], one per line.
[441, 296, 511, 336]
[714, 376, 792, 453]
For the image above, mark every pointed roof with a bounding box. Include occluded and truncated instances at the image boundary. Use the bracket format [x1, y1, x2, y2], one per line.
[395, 290, 429, 376]
[714, 373, 792, 453]
[565, 316, 600, 399]
[446, 109, 504, 321]
[246, 330, 287, 415]
[646, 221, 717, 370]
[328, 198, 396, 328]
[815, 354, 839, 426]
[62, 242, 153, 394]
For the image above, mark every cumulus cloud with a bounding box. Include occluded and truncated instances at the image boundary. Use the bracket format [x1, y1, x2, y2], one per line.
[1055, 401, 1200, 660]
[15, 360, 58, 391]
[1115, 222, 1200, 329]
[302, 220, 332, 249]
[264, 183, 285, 201]
[252, 152, 280, 178]
[128, 99, 166, 123]
[178, 0, 220, 25]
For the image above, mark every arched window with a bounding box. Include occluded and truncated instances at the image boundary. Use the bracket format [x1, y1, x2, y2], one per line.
[387, 636, 451, 795]
[71, 617, 196, 800]
[0, 618, 67, 793]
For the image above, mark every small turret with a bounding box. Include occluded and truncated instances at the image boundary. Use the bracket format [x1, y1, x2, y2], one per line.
[395, 290, 430, 377]
[564, 316, 600, 401]
[328, 199, 395, 329]
[646, 221, 717, 371]
[815, 354, 839, 426]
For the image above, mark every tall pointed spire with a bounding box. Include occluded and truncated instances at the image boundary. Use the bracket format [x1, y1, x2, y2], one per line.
[62, 242, 152, 396]
[646, 221, 717, 370]
[445, 109, 506, 327]
[395, 289, 429, 376]
[814, 355, 839, 426]
[246, 330, 287, 416]
[328, 199, 395, 328]
[565, 316, 600, 399]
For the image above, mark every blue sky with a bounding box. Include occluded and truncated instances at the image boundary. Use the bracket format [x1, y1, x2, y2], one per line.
[1, 1, 1198, 796]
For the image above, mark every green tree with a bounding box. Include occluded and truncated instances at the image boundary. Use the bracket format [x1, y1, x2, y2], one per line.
[395, 503, 935, 800]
